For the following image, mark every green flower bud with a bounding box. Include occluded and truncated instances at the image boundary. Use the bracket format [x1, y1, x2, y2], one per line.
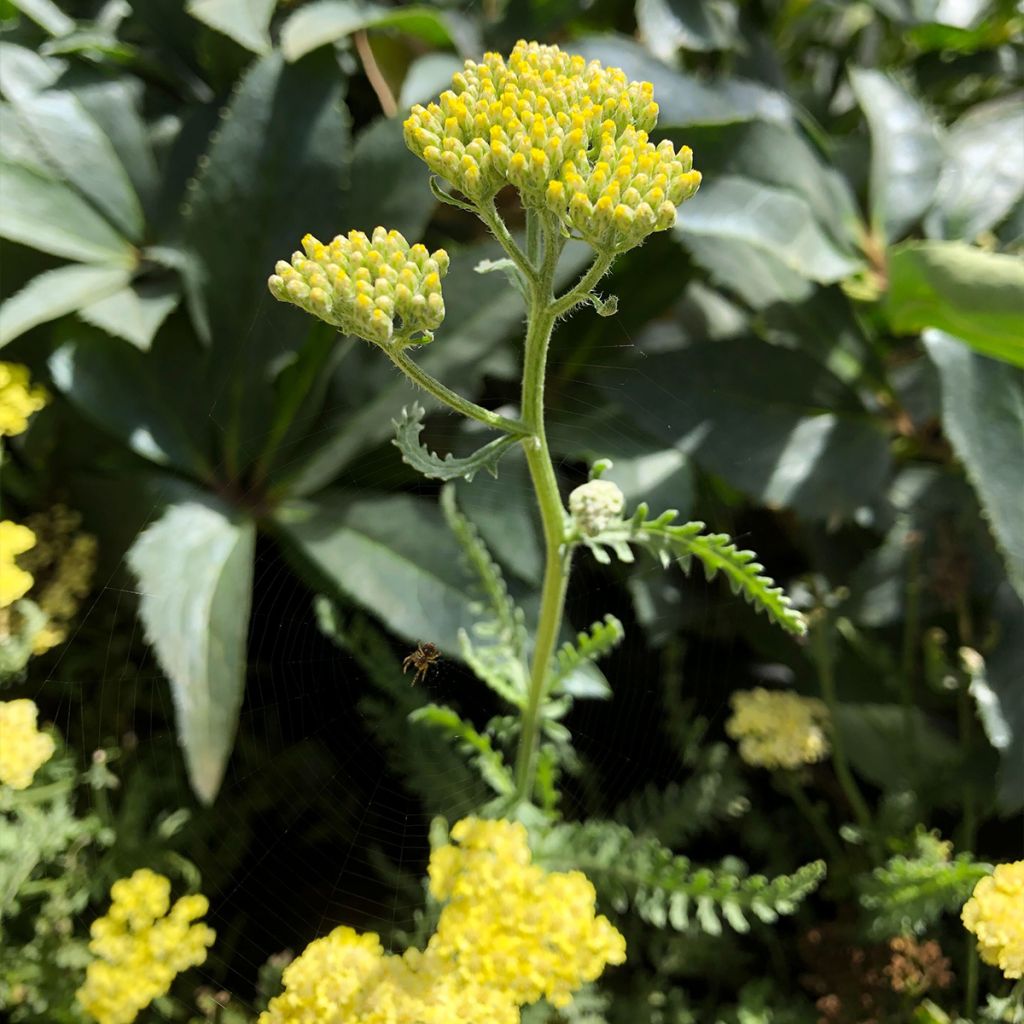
[568, 479, 625, 537]
[268, 227, 449, 345]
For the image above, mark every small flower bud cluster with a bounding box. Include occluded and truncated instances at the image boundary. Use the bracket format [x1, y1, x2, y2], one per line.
[569, 479, 625, 536]
[404, 40, 701, 251]
[0, 520, 35, 609]
[268, 228, 449, 345]
[726, 688, 830, 770]
[0, 699, 55, 790]
[0, 361, 47, 438]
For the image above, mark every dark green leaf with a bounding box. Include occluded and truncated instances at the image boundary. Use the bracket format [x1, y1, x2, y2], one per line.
[887, 242, 1024, 367]
[636, 0, 739, 56]
[128, 499, 255, 803]
[77, 279, 180, 350]
[849, 67, 943, 242]
[186, 0, 275, 54]
[924, 331, 1024, 599]
[987, 584, 1024, 812]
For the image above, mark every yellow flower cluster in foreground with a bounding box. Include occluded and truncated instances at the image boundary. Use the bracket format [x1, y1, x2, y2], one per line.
[0, 520, 36, 609]
[17, 505, 97, 653]
[0, 698, 55, 790]
[0, 361, 47, 437]
[76, 869, 215, 1024]
[726, 688, 830, 770]
[260, 817, 625, 1024]
[404, 40, 701, 251]
[962, 860, 1024, 979]
[269, 228, 449, 345]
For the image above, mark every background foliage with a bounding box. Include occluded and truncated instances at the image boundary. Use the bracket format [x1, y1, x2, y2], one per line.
[1, 0, 1022, 1020]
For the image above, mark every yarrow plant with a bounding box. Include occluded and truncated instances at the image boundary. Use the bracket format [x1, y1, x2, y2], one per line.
[0, 698, 55, 790]
[726, 688, 831, 770]
[962, 862, 1024, 980]
[266, 37, 811, 1013]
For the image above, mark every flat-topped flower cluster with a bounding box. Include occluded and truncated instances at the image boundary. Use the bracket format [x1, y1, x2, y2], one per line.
[404, 40, 701, 250]
[726, 688, 831, 770]
[259, 816, 625, 1023]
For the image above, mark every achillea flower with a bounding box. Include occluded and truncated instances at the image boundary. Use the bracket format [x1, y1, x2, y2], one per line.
[962, 860, 1024, 979]
[0, 698, 55, 789]
[17, 505, 97, 653]
[257, 816, 625, 1023]
[0, 520, 36, 609]
[0, 362, 47, 437]
[404, 40, 701, 251]
[268, 227, 448, 345]
[76, 869, 215, 1024]
[569, 479, 625, 536]
[726, 688, 830, 770]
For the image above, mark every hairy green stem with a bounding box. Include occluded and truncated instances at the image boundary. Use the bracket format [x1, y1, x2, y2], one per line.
[811, 616, 874, 835]
[387, 346, 530, 436]
[551, 251, 614, 318]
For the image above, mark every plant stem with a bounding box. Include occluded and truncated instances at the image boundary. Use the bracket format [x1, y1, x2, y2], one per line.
[514, 292, 566, 800]
[780, 772, 846, 864]
[810, 615, 874, 835]
[386, 346, 530, 436]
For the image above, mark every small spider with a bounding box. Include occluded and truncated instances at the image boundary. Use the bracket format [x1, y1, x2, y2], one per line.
[402, 641, 441, 686]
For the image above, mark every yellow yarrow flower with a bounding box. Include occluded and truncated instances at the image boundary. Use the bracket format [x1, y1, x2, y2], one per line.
[258, 816, 625, 1023]
[76, 869, 215, 1024]
[269, 227, 448, 345]
[0, 698, 55, 789]
[0, 520, 36, 609]
[962, 861, 1024, 979]
[0, 361, 47, 437]
[726, 688, 830, 770]
[404, 40, 701, 251]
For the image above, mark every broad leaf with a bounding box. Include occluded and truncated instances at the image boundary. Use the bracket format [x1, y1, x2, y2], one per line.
[620, 340, 891, 520]
[276, 491, 478, 653]
[186, 0, 275, 54]
[128, 500, 255, 803]
[924, 331, 1024, 600]
[928, 93, 1024, 242]
[850, 67, 943, 242]
[0, 158, 135, 266]
[887, 242, 1024, 367]
[49, 329, 211, 476]
[10, 0, 75, 36]
[77, 279, 180, 350]
[7, 88, 143, 239]
[0, 264, 131, 348]
[636, 0, 739, 57]
[281, 0, 455, 62]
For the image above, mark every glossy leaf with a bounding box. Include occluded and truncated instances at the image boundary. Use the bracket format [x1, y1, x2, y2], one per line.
[77, 279, 180, 351]
[128, 500, 255, 803]
[924, 331, 1024, 600]
[0, 158, 135, 266]
[888, 242, 1024, 367]
[0, 264, 131, 348]
[186, 0, 275, 54]
[636, 0, 739, 57]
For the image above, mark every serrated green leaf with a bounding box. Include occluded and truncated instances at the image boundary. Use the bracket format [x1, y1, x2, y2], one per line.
[549, 615, 624, 697]
[77, 279, 180, 350]
[0, 158, 135, 265]
[0, 264, 131, 348]
[850, 67, 943, 242]
[392, 403, 519, 482]
[186, 0, 275, 54]
[888, 243, 1024, 368]
[128, 500, 255, 804]
[7, 88, 143, 239]
[924, 331, 1024, 599]
[280, 0, 455, 62]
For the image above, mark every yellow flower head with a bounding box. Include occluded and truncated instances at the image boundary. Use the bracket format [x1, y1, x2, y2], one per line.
[76, 868, 215, 1024]
[427, 816, 627, 1009]
[0, 362, 47, 437]
[962, 861, 1024, 979]
[404, 40, 701, 251]
[0, 698, 55, 789]
[268, 227, 449, 345]
[0, 520, 36, 609]
[726, 688, 830, 770]
[258, 816, 625, 1023]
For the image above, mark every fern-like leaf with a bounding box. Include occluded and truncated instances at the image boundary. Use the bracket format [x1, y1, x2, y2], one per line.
[536, 821, 825, 935]
[409, 703, 515, 797]
[584, 504, 806, 636]
[857, 830, 989, 939]
[548, 614, 624, 695]
[392, 403, 519, 482]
